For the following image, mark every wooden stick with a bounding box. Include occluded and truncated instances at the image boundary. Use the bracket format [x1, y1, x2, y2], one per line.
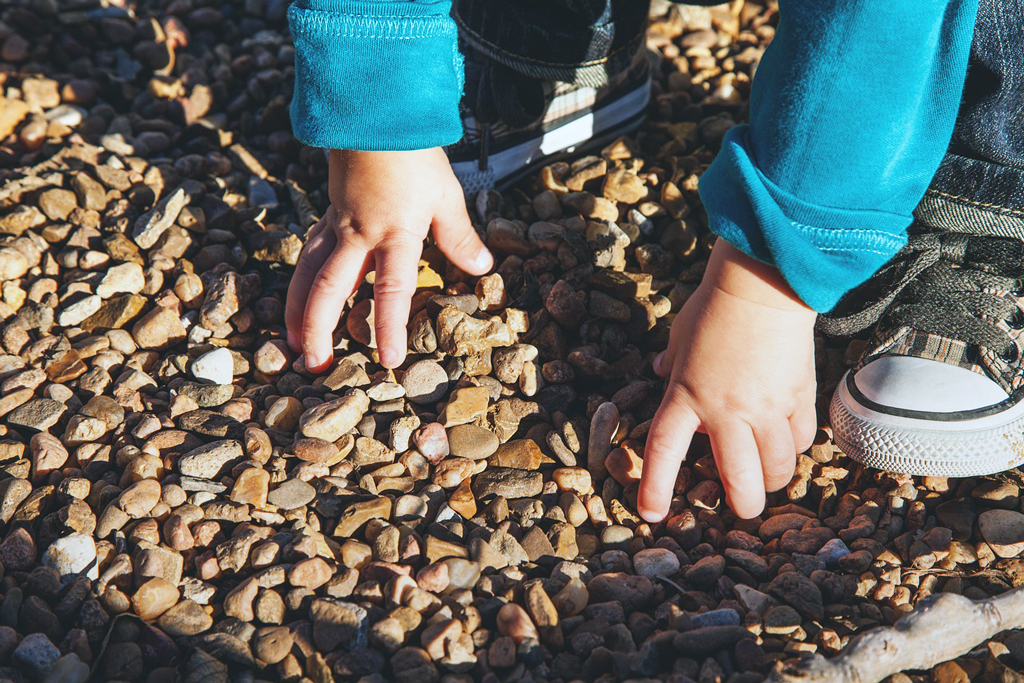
[766, 589, 1024, 683]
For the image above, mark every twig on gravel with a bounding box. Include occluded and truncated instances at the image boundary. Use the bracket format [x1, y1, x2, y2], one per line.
[765, 588, 1024, 683]
[228, 142, 272, 180]
[655, 575, 687, 595]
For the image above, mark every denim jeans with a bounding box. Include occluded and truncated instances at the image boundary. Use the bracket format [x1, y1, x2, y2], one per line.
[913, 0, 1024, 237]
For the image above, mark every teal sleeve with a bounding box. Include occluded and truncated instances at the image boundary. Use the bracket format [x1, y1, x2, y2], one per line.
[698, 0, 978, 313]
[288, 0, 464, 151]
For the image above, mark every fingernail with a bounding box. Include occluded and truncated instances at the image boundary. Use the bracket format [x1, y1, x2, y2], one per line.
[379, 348, 398, 368]
[475, 249, 494, 272]
[638, 507, 665, 524]
[305, 353, 322, 370]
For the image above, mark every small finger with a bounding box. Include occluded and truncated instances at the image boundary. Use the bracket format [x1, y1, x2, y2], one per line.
[709, 422, 765, 519]
[432, 200, 492, 275]
[637, 384, 699, 523]
[754, 423, 797, 493]
[301, 241, 371, 372]
[789, 406, 818, 453]
[286, 221, 336, 352]
[373, 235, 423, 368]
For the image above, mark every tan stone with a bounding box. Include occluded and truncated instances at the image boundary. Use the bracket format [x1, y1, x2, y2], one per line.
[552, 577, 588, 617]
[605, 443, 644, 486]
[132, 578, 180, 621]
[230, 468, 270, 507]
[0, 98, 30, 139]
[334, 497, 391, 538]
[118, 478, 161, 518]
[448, 478, 477, 519]
[299, 392, 369, 442]
[440, 386, 489, 427]
[131, 307, 186, 350]
[497, 603, 539, 644]
[489, 439, 546, 470]
[551, 467, 592, 496]
[288, 557, 333, 589]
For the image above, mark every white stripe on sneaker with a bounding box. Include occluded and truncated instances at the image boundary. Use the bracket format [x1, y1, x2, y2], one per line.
[450, 75, 651, 193]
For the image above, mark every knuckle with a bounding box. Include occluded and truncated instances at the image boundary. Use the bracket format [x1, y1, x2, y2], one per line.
[663, 379, 696, 407]
[764, 451, 796, 474]
[751, 415, 786, 434]
[374, 276, 414, 299]
[765, 468, 796, 492]
[643, 436, 670, 459]
[793, 431, 812, 449]
[285, 286, 309, 316]
[308, 273, 347, 301]
[375, 310, 405, 329]
[301, 304, 340, 334]
[453, 227, 479, 251]
[382, 224, 425, 244]
[292, 254, 320, 278]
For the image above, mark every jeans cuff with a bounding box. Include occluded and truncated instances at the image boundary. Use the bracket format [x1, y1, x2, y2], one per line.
[914, 151, 1024, 239]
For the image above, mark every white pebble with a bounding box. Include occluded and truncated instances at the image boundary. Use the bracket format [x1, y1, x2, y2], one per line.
[191, 347, 234, 385]
[57, 295, 101, 327]
[45, 104, 86, 127]
[42, 533, 98, 580]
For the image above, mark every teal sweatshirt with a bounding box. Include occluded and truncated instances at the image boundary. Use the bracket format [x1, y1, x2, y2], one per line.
[288, 0, 979, 312]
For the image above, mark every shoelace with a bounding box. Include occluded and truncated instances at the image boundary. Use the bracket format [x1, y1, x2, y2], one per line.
[464, 55, 546, 172]
[818, 231, 1024, 362]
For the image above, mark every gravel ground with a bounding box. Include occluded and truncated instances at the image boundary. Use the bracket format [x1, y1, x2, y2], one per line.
[0, 1, 1022, 682]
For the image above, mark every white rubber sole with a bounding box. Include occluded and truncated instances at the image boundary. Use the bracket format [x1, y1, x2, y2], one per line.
[450, 76, 651, 195]
[830, 370, 1024, 477]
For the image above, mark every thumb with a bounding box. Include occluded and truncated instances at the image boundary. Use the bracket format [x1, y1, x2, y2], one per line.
[432, 197, 493, 276]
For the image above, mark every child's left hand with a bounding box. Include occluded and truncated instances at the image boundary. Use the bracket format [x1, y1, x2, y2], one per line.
[285, 148, 492, 372]
[637, 241, 819, 522]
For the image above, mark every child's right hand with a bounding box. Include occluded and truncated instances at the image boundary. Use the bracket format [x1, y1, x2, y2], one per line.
[286, 148, 493, 372]
[637, 241, 819, 522]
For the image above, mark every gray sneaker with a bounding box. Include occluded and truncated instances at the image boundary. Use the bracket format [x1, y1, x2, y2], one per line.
[446, 47, 652, 195]
[824, 230, 1024, 477]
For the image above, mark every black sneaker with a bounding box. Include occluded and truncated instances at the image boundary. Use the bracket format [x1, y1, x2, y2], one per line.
[823, 230, 1024, 477]
[446, 39, 652, 195]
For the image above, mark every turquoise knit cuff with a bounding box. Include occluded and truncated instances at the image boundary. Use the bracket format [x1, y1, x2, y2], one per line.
[700, 126, 910, 313]
[288, 2, 464, 151]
